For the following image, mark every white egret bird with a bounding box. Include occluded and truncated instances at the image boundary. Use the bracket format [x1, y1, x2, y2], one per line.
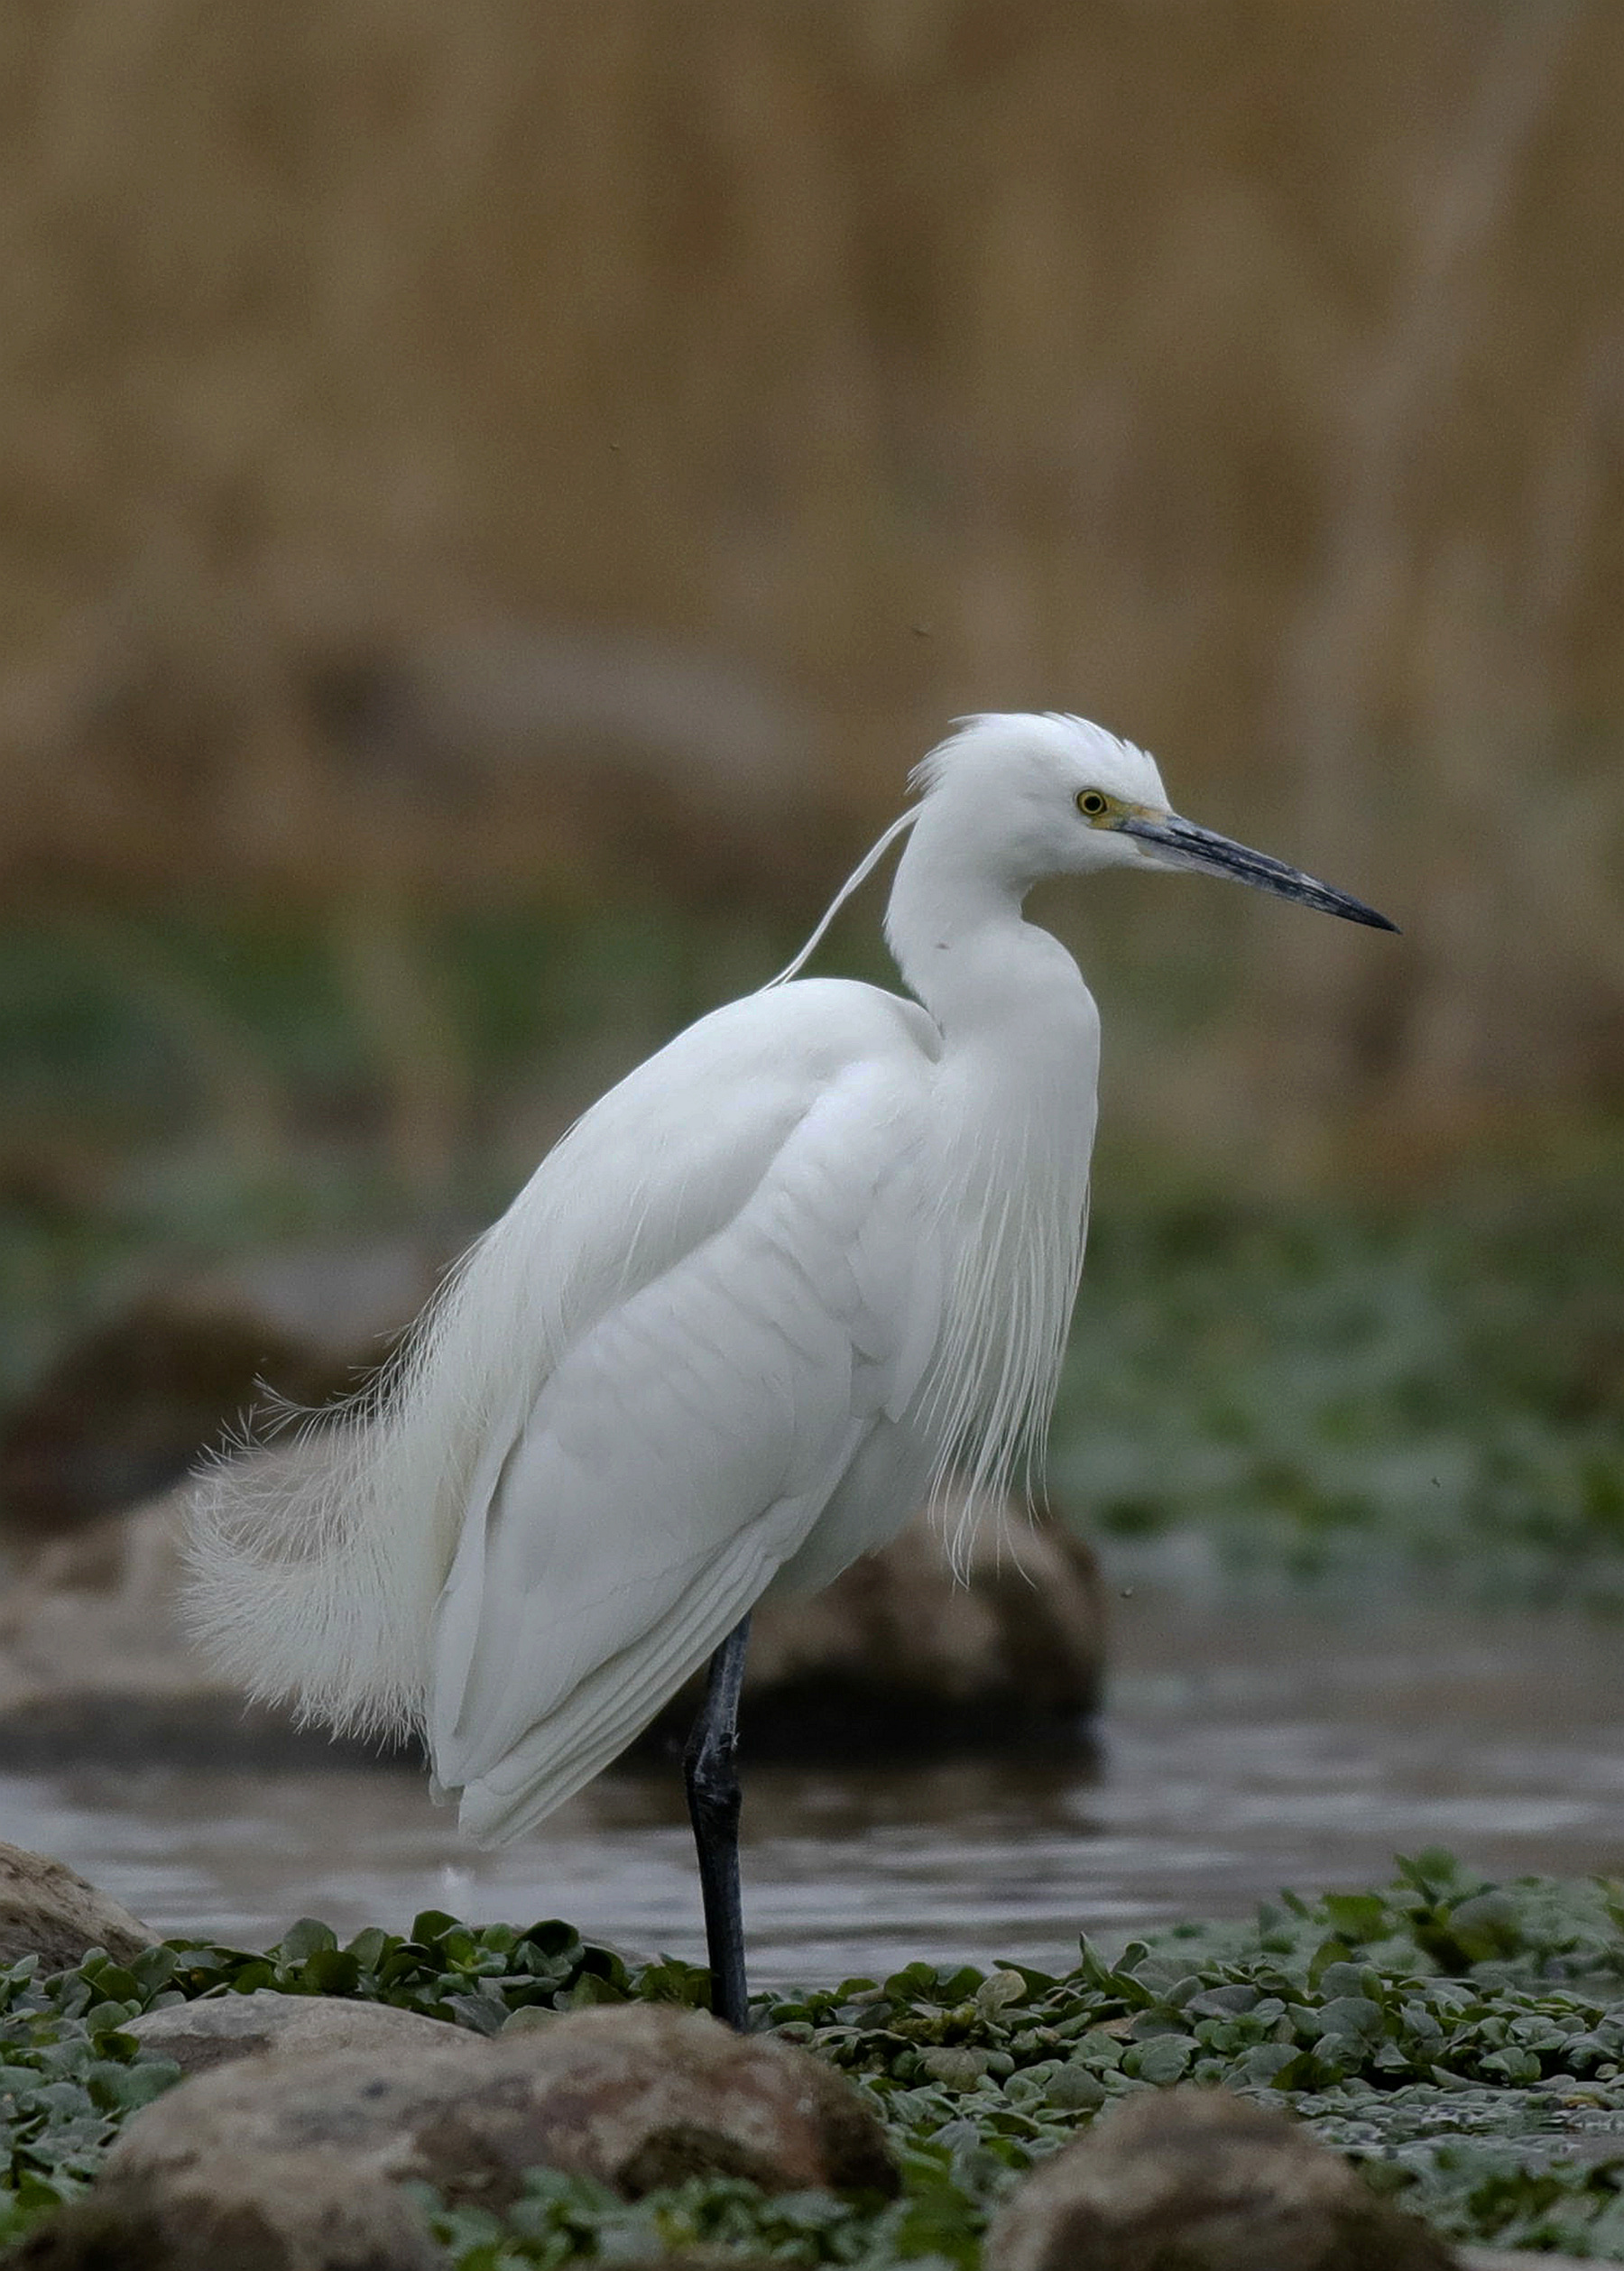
[188, 713, 1395, 2024]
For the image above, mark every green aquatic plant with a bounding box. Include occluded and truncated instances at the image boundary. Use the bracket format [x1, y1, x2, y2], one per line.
[5, 1855, 1624, 2259]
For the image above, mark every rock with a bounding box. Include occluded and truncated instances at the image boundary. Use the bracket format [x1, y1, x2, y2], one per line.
[103, 2003, 895, 2211]
[0, 1841, 150, 1971]
[0, 1492, 223, 1758]
[0, 1481, 400, 1769]
[0, 1234, 1106, 1769]
[8, 2156, 445, 2271]
[647, 1490, 1106, 1759]
[468, 2003, 897, 2197]
[985, 2085, 1456, 2271]
[0, 1301, 346, 1542]
[0, 1246, 449, 1752]
[122, 1989, 464, 2076]
[0, 1243, 445, 1538]
[0, 1462, 1103, 1767]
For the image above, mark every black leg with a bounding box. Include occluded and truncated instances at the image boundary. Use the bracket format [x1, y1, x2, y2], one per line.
[684, 1612, 752, 2030]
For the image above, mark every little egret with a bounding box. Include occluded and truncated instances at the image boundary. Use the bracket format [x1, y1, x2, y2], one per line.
[188, 712, 1395, 2024]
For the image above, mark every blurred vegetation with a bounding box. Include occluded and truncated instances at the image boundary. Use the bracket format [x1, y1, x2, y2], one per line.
[0, 0, 1620, 1167]
[1055, 1177, 1624, 1602]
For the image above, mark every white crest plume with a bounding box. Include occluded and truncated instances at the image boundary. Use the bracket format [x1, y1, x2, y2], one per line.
[764, 806, 919, 988]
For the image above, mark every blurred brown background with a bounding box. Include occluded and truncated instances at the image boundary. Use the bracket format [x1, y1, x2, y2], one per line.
[2, 0, 1621, 1223]
[0, 5, 1621, 1940]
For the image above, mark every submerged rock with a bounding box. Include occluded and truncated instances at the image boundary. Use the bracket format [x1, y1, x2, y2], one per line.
[650, 1490, 1105, 1758]
[0, 1840, 150, 1971]
[986, 2085, 1456, 2271]
[0, 1461, 1103, 1768]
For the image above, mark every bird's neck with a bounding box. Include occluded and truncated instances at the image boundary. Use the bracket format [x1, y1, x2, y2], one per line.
[882, 798, 1100, 1530]
[884, 801, 1093, 1046]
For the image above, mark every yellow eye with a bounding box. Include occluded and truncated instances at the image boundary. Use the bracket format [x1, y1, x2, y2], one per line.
[1077, 789, 1109, 818]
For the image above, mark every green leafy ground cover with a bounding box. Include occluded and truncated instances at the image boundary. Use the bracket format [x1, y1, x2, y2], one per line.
[5, 1854, 1624, 2261]
[1050, 1181, 1624, 1600]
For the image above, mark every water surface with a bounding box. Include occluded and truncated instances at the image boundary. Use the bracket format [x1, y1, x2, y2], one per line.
[5, 1595, 1620, 1984]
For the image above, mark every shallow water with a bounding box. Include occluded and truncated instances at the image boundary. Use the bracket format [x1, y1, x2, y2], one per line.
[5, 1594, 1622, 1985]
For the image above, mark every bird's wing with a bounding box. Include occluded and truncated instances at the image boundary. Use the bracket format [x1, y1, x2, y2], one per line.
[454, 977, 939, 1380]
[427, 1021, 943, 1842]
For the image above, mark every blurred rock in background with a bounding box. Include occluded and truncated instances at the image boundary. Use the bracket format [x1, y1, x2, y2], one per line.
[646, 1488, 1105, 1763]
[0, 1259, 1103, 1766]
[0, 1243, 446, 1538]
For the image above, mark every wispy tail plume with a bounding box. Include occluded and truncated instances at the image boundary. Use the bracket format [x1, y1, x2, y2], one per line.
[182, 1241, 513, 1742]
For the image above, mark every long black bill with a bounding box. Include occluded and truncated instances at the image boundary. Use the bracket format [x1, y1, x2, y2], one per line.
[1120, 815, 1398, 932]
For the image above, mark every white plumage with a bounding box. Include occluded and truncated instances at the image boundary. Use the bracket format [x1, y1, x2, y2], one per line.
[186, 711, 1391, 1857]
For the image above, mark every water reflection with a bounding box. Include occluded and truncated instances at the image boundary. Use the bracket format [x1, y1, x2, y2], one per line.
[3, 1596, 1621, 1984]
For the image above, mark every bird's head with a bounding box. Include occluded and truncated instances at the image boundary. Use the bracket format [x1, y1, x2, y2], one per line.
[916, 713, 1397, 930]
